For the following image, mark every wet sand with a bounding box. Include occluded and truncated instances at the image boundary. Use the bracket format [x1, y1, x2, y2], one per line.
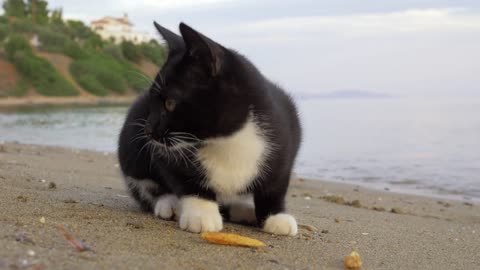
[0, 143, 479, 269]
[0, 96, 135, 109]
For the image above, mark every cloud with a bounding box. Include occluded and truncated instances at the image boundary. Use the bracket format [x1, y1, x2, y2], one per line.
[237, 8, 480, 40]
[117, 0, 236, 11]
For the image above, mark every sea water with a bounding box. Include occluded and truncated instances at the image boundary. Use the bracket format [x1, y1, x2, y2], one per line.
[1, 98, 479, 201]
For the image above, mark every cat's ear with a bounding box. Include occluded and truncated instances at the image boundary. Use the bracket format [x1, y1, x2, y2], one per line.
[153, 21, 185, 55]
[179, 22, 225, 77]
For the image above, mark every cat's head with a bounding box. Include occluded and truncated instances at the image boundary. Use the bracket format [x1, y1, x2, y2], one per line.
[145, 22, 253, 147]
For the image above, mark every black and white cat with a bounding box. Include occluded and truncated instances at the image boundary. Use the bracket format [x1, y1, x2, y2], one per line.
[118, 22, 302, 236]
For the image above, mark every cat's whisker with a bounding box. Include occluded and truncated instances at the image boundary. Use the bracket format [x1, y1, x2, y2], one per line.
[130, 129, 149, 142]
[133, 118, 148, 123]
[126, 70, 162, 92]
[128, 123, 147, 128]
[130, 136, 147, 145]
[170, 135, 200, 142]
[169, 137, 198, 150]
[169, 137, 198, 165]
[129, 132, 148, 145]
[159, 69, 166, 87]
[149, 142, 157, 172]
[168, 137, 191, 162]
[135, 140, 151, 163]
[170, 132, 200, 139]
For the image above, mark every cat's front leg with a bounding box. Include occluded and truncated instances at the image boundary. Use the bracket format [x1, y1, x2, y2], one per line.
[177, 192, 223, 233]
[254, 185, 298, 236]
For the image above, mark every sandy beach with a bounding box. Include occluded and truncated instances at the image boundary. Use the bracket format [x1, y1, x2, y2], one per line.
[0, 143, 478, 269]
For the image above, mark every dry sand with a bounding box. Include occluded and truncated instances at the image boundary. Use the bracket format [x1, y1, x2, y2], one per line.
[0, 143, 479, 269]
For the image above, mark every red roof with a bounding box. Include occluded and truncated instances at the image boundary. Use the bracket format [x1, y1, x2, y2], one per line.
[91, 16, 132, 26]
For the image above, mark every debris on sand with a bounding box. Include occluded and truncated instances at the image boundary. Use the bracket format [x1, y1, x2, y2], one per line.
[48, 182, 57, 189]
[390, 207, 405, 214]
[9, 258, 44, 270]
[201, 232, 266, 248]
[300, 233, 314, 240]
[437, 201, 451, 208]
[322, 195, 363, 208]
[57, 225, 92, 252]
[39, 217, 46, 224]
[15, 233, 35, 245]
[348, 200, 362, 208]
[298, 224, 318, 232]
[345, 251, 363, 269]
[16, 195, 28, 203]
[125, 221, 144, 229]
[62, 199, 78, 204]
[322, 195, 346, 204]
[372, 206, 386, 212]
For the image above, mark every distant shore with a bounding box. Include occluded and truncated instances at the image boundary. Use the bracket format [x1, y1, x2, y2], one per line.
[0, 96, 136, 109]
[0, 142, 479, 269]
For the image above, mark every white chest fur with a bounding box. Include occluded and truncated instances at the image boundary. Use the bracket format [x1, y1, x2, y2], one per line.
[196, 116, 270, 197]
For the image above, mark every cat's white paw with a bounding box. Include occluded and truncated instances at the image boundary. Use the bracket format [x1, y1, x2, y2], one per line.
[178, 196, 223, 233]
[229, 202, 257, 224]
[154, 194, 178, 219]
[263, 213, 298, 236]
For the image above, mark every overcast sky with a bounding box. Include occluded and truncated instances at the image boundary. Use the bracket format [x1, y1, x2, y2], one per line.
[17, 1, 480, 97]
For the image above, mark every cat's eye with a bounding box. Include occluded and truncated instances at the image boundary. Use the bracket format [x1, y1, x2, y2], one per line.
[165, 98, 176, 112]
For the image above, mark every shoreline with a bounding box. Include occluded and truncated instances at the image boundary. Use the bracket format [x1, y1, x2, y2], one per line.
[0, 142, 479, 269]
[0, 139, 476, 204]
[0, 96, 135, 109]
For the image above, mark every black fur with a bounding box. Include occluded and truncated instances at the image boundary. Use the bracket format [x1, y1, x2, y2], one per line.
[118, 22, 301, 226]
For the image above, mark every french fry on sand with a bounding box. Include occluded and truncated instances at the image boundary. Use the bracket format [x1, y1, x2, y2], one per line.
[201, 232, 266, 248]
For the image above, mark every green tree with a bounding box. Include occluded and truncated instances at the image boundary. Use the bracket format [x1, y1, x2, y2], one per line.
[4, 34, 32, 61]
[2, 0, 26, 18]
[0, 25, 9, 43]
[84, 33, 104, 49]
[26, 0, 49, 25]
[121, 41, 142, 63]
[50, 8, 63, 25]
[66, 20, 91, 39]
[140, 40, 167, 66]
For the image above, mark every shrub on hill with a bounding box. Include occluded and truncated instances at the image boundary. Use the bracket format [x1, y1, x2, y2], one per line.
[14, 51, 79, 96]
[0, 25, 9, 43]
[66, 20, 92, 40]
[84, 34, 104, 49]
[124, 70, 152, 92]
[63, 41, 87, 59]
[76, 74, 109, 96]
[4, 34, 32, 61]
[104, 44, 124, 61]
[10, 20, 35, 33]
[9, 79, 29, 97]
[140, 41, 167, 66]
[70, 50, 151, 95]
[37, 27, 69, 52]
[121, 41, 142, 63]
[70, 53, 127, 94]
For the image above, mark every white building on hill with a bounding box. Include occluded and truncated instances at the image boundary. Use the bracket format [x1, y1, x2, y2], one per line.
[90, 14, 151, 44]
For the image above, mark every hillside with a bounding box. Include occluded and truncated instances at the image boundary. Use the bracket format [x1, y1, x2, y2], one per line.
[0, 58, 21, 97]
[0, 9, 166, 104]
